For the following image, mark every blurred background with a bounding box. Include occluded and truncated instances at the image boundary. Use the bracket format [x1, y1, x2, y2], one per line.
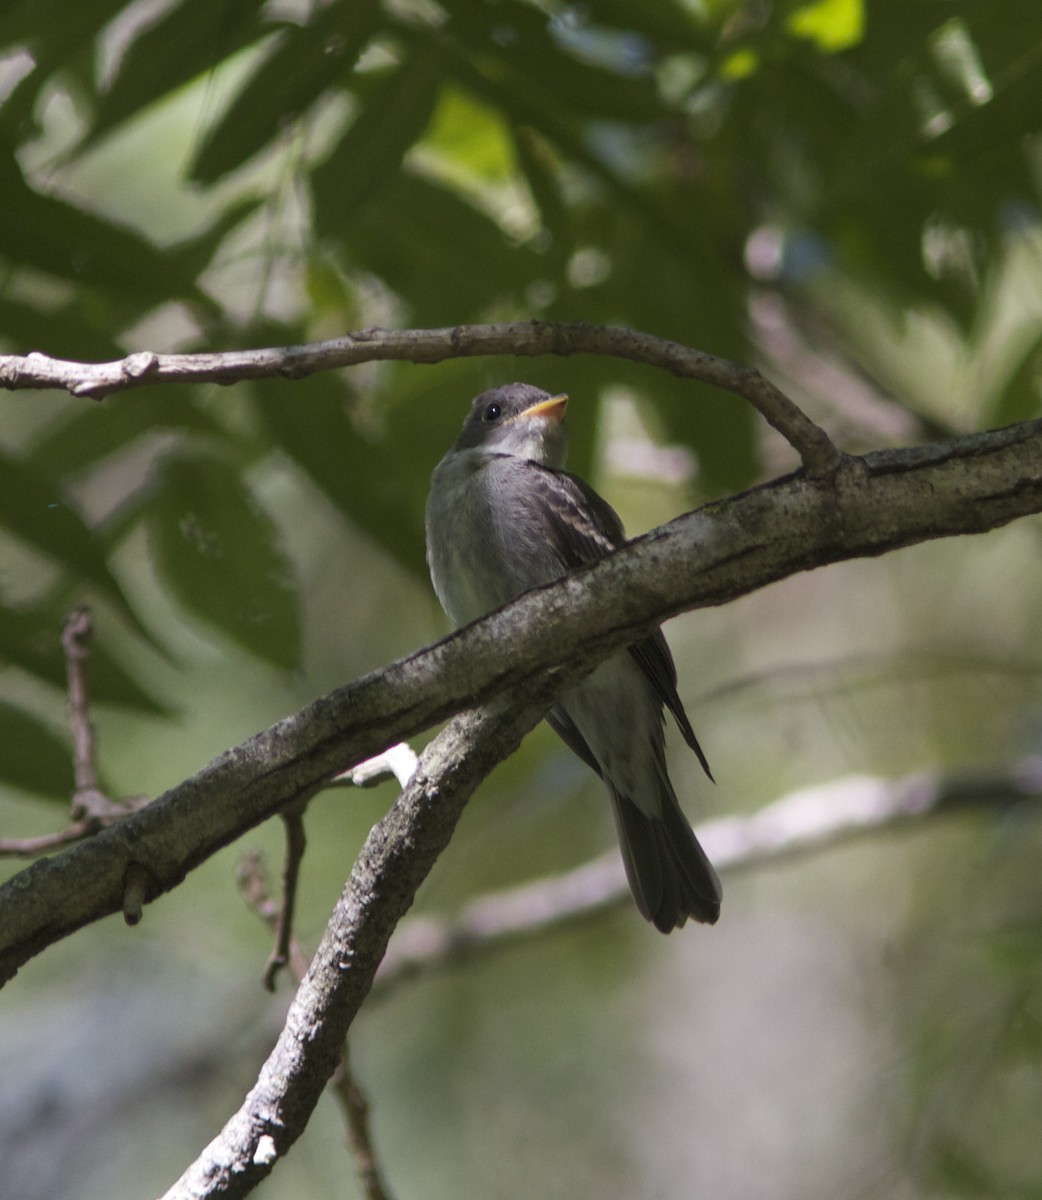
[2, 1, 1042, 1196]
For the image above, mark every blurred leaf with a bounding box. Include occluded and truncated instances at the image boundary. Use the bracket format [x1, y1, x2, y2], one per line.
[343, 170, 542, 324]
[574, 0, 711, 51]
[311, 38, 446, 228]
[29, 389, 224, 479]
[145, 448, 301, 668]
[0, 0, 126, 137]
[0, 700, 74, 799]
[189, 0, 382, 183]
[652, 374, 758, 496]
[990, 333, 1042, 426]
[929, 1137, 999, 1197]
[0, 155, 205, 309]
[86, 0, 268, 148]
[175, 195, 267, 284]
[443, 0, 665, 123]
[423, 84, 518, 191]
[254, 373, 427, 577]
[511, 123, 571, 270]
[787, 0, 865, 53]
[0, 448, 133, 613]
[0, 603, 169, 713]
[0, 296, 124, 361]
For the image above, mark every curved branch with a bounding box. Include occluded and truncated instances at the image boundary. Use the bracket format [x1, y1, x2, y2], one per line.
[374, 757, 1042, 990]
[0, 322, 839, 470]
[0, 416, 1039, 985]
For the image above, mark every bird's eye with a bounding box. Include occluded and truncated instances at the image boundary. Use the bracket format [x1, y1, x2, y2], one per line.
[483, 403, 502, 422]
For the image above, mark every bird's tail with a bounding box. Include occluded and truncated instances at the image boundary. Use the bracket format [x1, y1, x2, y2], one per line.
[608, 782, 721, 932]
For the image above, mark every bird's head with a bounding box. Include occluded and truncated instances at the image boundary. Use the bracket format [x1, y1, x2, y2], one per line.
[453, 383, 568, 468]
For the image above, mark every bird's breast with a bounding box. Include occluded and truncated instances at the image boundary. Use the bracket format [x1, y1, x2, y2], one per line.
[425, 452, 565, 627]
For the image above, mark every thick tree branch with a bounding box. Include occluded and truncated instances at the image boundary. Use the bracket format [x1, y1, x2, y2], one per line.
[0, 417, 1039, 985]
[162, 697, 546, 1200]
[0, 322, 839, 470]
[237, 853, 396, 1200]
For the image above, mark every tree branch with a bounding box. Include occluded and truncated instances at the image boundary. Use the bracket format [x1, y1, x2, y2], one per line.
[162, 697, 545, 1200]
[374, 757, 1042, 990]
[0, 322, 839, 470]
[0, 417, 1039, 986]
[237, 852, 396, 1200]
[0, 607, 148, 863]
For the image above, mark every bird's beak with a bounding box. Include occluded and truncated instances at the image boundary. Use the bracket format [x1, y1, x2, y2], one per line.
[517, 393, 568, 423]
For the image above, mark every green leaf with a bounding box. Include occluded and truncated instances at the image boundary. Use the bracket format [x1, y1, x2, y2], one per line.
[0, 155, 204, 309]
[343, 171, 542, 324]
[86, 0, 269, 148]
[443, 1, 666, 123]
[189, 0, 382, 184]
[990, 333, 1042, 426]
[29, 389, 224, 479]
[0, 603, 169, 713]
[254, 373, 428, 577]
[0, 449, 133, 612]
[311, 38, 446, 228]
[0, 296, 123, 362]
[511, 123, 572, 269]
[0, 701, 74, 799]
[581, 0, 714, 51]
[145, 448, 300, 668]
[787, 0, 865, 53]
[652, 374, 759, 496]
[0, 0, 126, 136]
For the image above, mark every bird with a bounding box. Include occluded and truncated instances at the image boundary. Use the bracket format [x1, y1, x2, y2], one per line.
[425, 382, 722, 931]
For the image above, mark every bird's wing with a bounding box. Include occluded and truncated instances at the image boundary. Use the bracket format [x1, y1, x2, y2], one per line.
[526, 464, 714, 782]
[545, 705, 603, 777]
[630, 633, 713, 781]
[523, 465, 626, 566]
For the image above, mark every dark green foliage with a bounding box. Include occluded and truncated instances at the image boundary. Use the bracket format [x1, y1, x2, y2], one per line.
[143, 446, 300, 668]
[0, 701, 76, 799]
[2, 8, 1041, 1191]
[1, 0, 1040, 752]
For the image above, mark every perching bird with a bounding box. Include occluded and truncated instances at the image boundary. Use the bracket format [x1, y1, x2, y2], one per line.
[425, 383, 721, 931]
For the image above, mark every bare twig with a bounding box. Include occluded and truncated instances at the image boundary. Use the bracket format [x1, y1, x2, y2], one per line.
[332, 1043, 397, 1200]
[63, 607, 101, 812]
[236, 853, 311, 987]
[374, 758, 1042, 991]
[0, 322, 841, 471]
[0, 821, 107, 857]
[261, 805, 309, 991]
[249, 747, 420, 990]
[0, 609, 147, 865]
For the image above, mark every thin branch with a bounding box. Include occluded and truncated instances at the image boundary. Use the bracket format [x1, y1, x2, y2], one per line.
[0, 416, 1040, 985]
[163, 696, 547, 1200]
[374, 758, 1042, 991]
[333, 1043, 396, 1200]
[261, 805, 308, 992]
[63, 606, 100, 807]
[0, 608, 147, 863]
[237, 853, 311, 987]
[0, 322, 840, 470]
[251, 746, 421, 989]
[0, 820, 106, 857]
